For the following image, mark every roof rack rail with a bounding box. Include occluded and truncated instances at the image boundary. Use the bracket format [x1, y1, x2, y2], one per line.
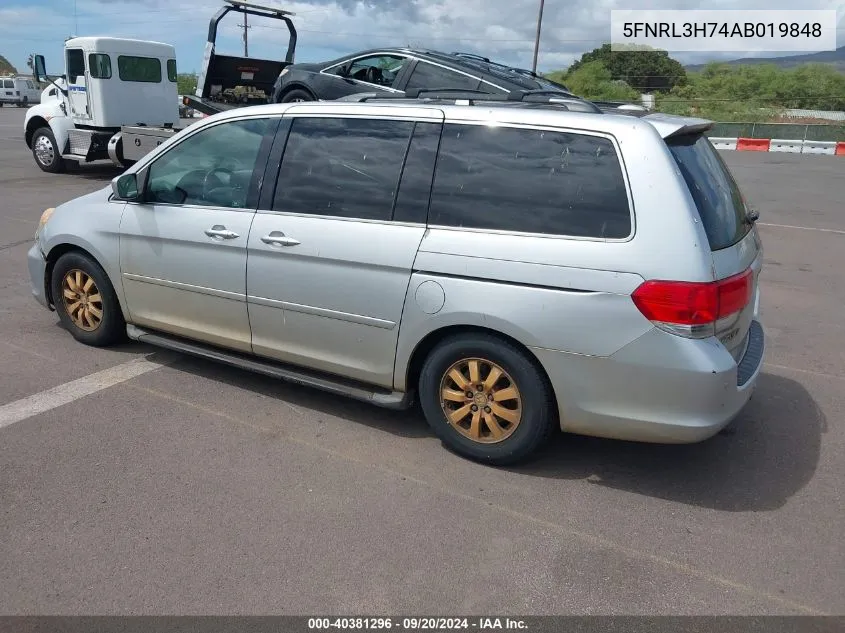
[339, 89, 605, 113]
[450, 52, 491, 63]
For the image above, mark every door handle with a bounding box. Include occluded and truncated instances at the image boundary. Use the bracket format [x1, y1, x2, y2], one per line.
[205, 225, 239, 240]
[261, 231, 300, 247]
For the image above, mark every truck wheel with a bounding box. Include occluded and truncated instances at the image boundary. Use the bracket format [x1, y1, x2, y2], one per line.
[418, 333, 556, 466]
[17, 97, 28, 108]
[32, 127, 66, 173]
[51, 252, 126, 347]
[281, 89, 314, 103]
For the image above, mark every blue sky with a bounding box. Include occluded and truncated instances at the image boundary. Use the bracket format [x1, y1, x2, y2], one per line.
[1, 0, 842, 76]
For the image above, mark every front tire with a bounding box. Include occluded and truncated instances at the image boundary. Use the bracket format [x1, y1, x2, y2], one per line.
[280, 88, 314, 103]
[32, 127, 66, 173]
[419, 333, 556, 466]
[51, 252, 126, 347]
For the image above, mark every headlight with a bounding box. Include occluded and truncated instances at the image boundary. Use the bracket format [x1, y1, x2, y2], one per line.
[35, 207, 54, 239]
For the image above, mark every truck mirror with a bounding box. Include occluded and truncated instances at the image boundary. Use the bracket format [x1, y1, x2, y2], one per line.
[34, 55, 47, 84]
[112, 173, 140, 201]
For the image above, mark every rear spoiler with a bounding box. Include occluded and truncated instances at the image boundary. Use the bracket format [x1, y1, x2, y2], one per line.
[641, 112, 713, 139]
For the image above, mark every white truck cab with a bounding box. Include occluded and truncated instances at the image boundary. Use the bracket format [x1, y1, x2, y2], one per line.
[26, 37, 179, 172]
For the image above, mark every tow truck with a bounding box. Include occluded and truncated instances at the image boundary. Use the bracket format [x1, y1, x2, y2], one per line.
[26, 0, 297, 172]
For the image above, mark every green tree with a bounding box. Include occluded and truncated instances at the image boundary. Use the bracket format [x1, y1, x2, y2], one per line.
[0, 54, 17, 75]
[177, 73, 198, 95]
[559, 60, 641, 102]
[567, 43, 686, 92]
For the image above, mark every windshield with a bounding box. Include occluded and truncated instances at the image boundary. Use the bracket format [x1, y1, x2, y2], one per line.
[667, 134, 750, 251]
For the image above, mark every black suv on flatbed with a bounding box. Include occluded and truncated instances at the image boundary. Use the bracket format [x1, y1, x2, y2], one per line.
[271, 49, 572, 103]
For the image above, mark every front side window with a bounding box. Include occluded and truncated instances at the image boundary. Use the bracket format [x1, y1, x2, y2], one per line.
[404, 62, 479, 92]
[27, 80, 35, 89]
[339, 55, 407, 88]
[429, 124, 631, 239]
[89, 54, 112, 79]
[118, 56, 162, 83]
[273, 117, 414, 221]
[146, 118, 271, 208]
[66, 49, 85, 83]
[167, 59, 177, 82]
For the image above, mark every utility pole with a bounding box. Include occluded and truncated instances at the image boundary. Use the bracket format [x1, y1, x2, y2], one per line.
[531, 0, 545, 74]
[239, 12, 250, 57]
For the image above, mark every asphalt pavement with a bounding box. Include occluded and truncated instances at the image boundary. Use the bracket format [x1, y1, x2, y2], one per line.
[0, 106, 843, 615]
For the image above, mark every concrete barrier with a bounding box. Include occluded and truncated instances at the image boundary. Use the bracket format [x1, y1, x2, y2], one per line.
[737, 138, 771, 152]
[769, 139, 804, 153]
[709, 137, 738, 150]
[801, 140, 837, 155]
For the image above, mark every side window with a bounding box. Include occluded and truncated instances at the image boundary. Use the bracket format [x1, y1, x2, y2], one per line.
[66, 49, 85, 83]
[146, 118, 272, 208]
[167, 59, 177, 83]
[118, 56, 162, 83]
[27, 80, 34, 89]
[89, 54, 112, 79]
[404, 62, 480, 92]
[273, 117, 414, 221]
[3, 80, 13, 89]
[343, 55, 407, 88]
[429, 124, 631, 239]
[392, 122, 442, 224]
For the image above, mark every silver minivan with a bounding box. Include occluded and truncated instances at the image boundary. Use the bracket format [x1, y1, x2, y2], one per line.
[27, 93, 764, 464]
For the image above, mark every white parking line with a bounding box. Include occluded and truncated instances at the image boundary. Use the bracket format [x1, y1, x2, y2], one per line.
[0, 356, 165, 429]
[758, 222, 845, 235]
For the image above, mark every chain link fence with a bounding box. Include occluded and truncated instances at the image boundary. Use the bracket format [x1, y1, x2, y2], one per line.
[706, 123, 845, 142]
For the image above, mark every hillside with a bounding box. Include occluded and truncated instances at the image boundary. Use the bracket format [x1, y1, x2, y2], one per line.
[0, 54, 18, 75]
[685, 46, 845, 72]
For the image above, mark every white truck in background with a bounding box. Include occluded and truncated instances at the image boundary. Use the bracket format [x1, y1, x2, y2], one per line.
[26, 37, 180, 172]
[25, 0, 298, 174]
[1, 76, 41, 107]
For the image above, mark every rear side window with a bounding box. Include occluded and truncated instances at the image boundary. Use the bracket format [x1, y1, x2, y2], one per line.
[273, 117, 414, 221]
[167, 59, 177, 82]
[405, 62, 480, 92]
[429, 124, 631, 239]
[89, 54, 112, 79]
[118, 56, 162, 83]
[3, 79, 13, 89]
[667, 134, 749, 250]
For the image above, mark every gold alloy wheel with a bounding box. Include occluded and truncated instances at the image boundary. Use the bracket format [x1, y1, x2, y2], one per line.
[439, 358, 523, 444]
[61, 269, 103, 332]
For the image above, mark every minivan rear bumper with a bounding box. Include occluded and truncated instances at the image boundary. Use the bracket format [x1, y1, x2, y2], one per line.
[531, 320, 765, 444]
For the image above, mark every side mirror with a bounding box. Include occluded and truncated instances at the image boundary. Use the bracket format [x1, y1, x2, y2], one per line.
[112, 173, 140, 201]
[34, 55, 46, 84]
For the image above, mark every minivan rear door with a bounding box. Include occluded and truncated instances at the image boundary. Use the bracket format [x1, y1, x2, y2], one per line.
[666, 133, 762, 362]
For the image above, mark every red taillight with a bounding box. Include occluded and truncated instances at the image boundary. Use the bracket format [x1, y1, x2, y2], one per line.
[632, 269, 753, 333]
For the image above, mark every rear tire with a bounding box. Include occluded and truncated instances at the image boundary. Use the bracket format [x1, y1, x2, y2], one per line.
[419, 333, 556, 466]
[281, 88, 314, 103]
[32, 127, 66, 173]
[51, 252, 126, 347]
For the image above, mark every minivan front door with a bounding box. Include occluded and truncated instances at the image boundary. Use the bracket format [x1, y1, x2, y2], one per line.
[246, 111, 442, 387]
[120, 117, 276, 352]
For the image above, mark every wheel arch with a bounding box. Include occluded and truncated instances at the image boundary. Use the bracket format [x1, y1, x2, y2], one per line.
[43, 243, 126, 320]
[277, 83, 317, 102]
[403, 324, 559, 415]
[25, 116, 50, 148]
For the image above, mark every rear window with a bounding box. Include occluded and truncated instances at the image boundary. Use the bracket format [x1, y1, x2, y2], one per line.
[118, 56, 162, 83]
[668, 134, 749, 250]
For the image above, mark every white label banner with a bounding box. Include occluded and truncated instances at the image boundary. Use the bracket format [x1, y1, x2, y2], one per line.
[610, 10, 838, 52]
